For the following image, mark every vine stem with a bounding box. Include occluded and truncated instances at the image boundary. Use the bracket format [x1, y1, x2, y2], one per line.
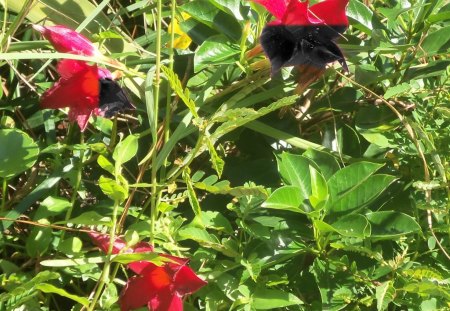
[162, 0, 177, 171]
[334, 69, 450, 260]
[87, 199, 120, 311]
[150, 0, 163, 243]
[61, 132, 84, 241]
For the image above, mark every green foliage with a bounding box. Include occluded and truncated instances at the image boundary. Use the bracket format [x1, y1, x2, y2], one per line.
[1, 0, 449, 310]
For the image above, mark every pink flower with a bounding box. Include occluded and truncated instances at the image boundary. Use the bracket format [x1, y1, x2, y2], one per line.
[32, 25, 101, 57]
[88, 232, 207, 311]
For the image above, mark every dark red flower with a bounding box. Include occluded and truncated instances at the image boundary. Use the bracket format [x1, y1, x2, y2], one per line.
[34, 25, 134, 131]
[253, 0, 349, 74]
[33, 25, 101, 57]
[88, 232, 207, 311]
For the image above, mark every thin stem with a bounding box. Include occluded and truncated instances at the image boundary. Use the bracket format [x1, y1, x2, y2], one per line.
[1, 178, 7, 211]
[87, 199, 120, 311]
[162, 0, 177, 169]
[61, 132, 84, 241]
[150, 0, 163, 243]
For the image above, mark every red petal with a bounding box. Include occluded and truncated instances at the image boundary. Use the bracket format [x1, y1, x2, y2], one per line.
[173, 265, 207, 296]
[88, 232, 127, 254]
[127, 242, 155, 274]
[88, 233, 155, 274]
[148, 290, 183, 311]
[56, 59, 92, 79]
[308, 0, 349, 26]
[119, 273, 155, 311]
[68, 108, 92, 132]
[252, 0, 288, 20]
[282, 0, 310, 25]
[33, 24, 100, 56]
[41, 63, 99, 111]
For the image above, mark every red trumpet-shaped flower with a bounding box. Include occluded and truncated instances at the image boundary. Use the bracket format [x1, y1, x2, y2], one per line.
[253, 0, 349, 74]
[33, 25, 101, 57]
[34, 25, 134, 131]
[88, 232, 207, 311]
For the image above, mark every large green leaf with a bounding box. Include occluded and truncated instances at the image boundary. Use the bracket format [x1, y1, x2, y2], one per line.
[347, 0, 374, 34]
[376, 281, 395, 311]
[419, 26, 450, 56]
[327, 162, 384, 198]
[328, 174, 397, 214]
[113, 134, 139, 168]
[277, 153, 313, 200]
[181, 0, 241, 41]
[252, 288, 303, 309]
[263, 186, 307, 213]
[303, 149, 341, 180]
[331, 214, 371, 238]
[0, 129, 39, 179]
[366, 211, 421, 238]
[194, 35, 240, 72]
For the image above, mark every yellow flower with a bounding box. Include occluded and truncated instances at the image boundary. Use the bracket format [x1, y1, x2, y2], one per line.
[168, 12, 192, 50]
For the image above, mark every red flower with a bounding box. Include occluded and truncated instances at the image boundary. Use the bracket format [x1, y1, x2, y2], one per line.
[253, 0, 349, 74]
[88, 232, 207, 311]
[40, 60, 105, 131]
[33, 25, 101, 57]
[34, 25, 134, 132]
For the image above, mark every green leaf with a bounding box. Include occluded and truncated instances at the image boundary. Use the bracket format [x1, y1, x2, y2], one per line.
[210, 0, 243, 20]
[182, 169, 202, 217]
[57, 237, 83, 256]
[309, 165, 328, 209]
[161, 65, 199, 118]
[97, 155, 115, 175]
[181, 0, 241, 41]
[197, 210, 233, 233]
[36, 283, 89, 307]
[401, 281, 450, 300]
[0, 271, 59, 304]
[419, 25, 450, 56]
[366, 211, 421, 238]
[205, 136, 225, 177]
[0, 129, 39, 179]
[35, 196, 71, 220]
[194, 35, 240, 72]
[331, 214, 371, 238]
[384, 83, 412, 99]
[277, 153, 313, 200]
[328, 174, 397, 214]
[404, 60, 450, 80]
[1, 165, 67, 230]
[303, 149, 341, 180]
[347, 0, 374, 34]
[252, 288, 303, 309]
[211, 95, 297, 141]
[26, 221, 53, 258]
[58, 211, 111, 226]
[98, 175, 128, 203]
[263, 186, 307, 213]
[376, 281, 395, 311]
[113, 134, 139, 172]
